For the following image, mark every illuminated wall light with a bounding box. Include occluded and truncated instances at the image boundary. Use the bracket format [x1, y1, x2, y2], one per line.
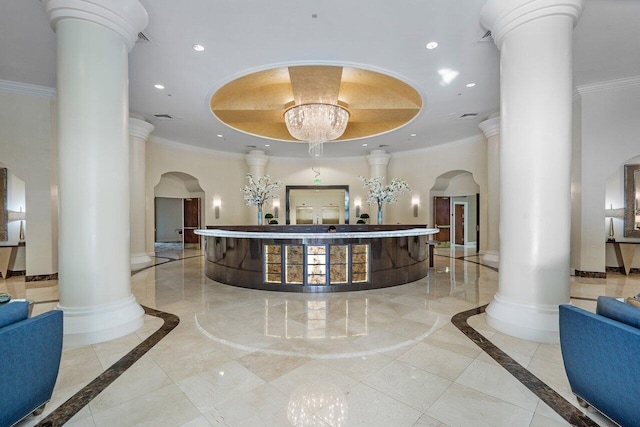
[273, 199, 280, 218]
[214, 198, 221, 219]
[412, 196, 420, 217]
[354, 199, 361, 218]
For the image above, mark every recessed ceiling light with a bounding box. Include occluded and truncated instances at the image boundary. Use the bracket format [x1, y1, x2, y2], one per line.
[154, 84, 165, 90]
[410, 133, 417, 137]
[362, 143, 368, 147]
[265, 144, 270, 147]
[216, 134, 223, 138]
[426, 42, 438, 50]
[192, 44, 205, 52]
[466, 82, 476, 87]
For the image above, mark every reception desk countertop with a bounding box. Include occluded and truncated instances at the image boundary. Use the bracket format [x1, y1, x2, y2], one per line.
[195, 227, 438, 239]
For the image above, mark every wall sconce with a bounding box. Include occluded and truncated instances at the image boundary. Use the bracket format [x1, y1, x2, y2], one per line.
[412, 197, 420, 218]
[8, 207, 25, 240]
[354, 199, 361, 218]
[214, 199, 221, 219]
[605, 204, 624, 241]
[273, 199, 280, 218]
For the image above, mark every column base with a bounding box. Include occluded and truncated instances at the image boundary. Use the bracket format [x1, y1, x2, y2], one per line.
[59, 294, 144, 347]
[482, 251, 500, 264]
[485, 293, 560, 344]
[131, 252, 153, 270]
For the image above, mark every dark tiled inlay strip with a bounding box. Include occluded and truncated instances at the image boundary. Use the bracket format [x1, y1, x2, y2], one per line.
[451, 305, 599, 427]
[434, 253, 500, 272]
[36, 305, 179, 427]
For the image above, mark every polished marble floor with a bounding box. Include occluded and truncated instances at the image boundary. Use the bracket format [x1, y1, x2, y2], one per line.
[3, 246, 639, 427]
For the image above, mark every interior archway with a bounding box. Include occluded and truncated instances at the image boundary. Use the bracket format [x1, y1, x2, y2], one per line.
[153, 172, 205, 251]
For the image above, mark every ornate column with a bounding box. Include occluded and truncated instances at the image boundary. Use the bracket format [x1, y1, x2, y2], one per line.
[367, 149, 391, 221]
[129, 116, 154, 270]
[43, 0, 148, 346]
[479, 114, 500, 263]
[481, 0, 583, 343]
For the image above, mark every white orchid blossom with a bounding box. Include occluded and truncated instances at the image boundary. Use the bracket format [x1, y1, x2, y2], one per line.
[241, 173, 282, 207]
[358, 176, 411, 207]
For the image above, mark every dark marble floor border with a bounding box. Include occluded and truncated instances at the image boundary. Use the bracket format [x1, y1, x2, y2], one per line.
[451, 306, 599, 427]
[36, 305, 179, 427]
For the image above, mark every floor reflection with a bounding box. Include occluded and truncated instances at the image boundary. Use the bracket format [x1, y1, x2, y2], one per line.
[288, 381, 348, 427]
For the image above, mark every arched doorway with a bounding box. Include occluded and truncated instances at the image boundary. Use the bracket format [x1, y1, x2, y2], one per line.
[430, 171, 480, 251]
[154, 172, 204, 251]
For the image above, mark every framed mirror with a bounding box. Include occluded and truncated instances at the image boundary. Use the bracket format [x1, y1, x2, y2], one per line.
[624, 164, 640, 237]
[286, 185, 350, 225]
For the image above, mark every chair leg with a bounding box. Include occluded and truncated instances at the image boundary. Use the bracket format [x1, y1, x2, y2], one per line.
[32, 403, 46, 416]
[576, 396, 589, 408]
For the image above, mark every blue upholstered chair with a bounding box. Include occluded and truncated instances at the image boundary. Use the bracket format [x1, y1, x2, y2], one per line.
[0, 301, 63, 426]
[559, 296, 640, 427]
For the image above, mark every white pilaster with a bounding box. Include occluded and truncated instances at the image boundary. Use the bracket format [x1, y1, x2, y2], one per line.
[129, 117, 154, 270]
[43, 0, 148, 346]
[367, 150, 391, 221]
[481, 0, 583, 343]
[479, 115, 501, 264]
[244, 149, 269, 178]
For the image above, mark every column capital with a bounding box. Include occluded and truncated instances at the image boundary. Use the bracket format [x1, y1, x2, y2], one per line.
[479, 116, 501, 139]
[481, 0, 583, 49]
[244, 150, 269, 168]
[42, 0, 148, 51]
[129, 117, 154, 140]
[367, 149, 390, 167]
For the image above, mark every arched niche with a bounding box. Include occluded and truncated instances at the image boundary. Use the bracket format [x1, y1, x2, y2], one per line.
[429, 171, 480, 249]
[153, 172, 205, 248]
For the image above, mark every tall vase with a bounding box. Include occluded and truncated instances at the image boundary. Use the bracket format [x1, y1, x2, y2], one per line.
[257, 205, 263, 225]
[377, 203, 383, 224]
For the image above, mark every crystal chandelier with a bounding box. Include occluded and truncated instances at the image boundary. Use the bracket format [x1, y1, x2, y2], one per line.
[284, 103, 349, 157]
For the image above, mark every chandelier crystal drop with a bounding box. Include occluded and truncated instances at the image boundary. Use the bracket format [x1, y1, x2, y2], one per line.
[284, 103, 350, 156]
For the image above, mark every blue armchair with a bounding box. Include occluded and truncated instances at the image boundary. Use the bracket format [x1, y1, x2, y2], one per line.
[0, 301, 63, 426]
[559, 297, 640, 427]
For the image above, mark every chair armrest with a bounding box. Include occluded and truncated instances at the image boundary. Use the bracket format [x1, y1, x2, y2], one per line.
[559, 304, 640, 426]
[0, 310, 63, 427]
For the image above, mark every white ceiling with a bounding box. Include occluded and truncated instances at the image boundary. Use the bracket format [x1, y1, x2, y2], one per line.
[2, 0, 639, 158]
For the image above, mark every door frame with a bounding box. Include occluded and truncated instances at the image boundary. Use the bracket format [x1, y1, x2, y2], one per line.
[453, 201, 467, 247]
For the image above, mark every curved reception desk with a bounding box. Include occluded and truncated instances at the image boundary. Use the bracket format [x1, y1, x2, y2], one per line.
[196, 225, 439, 293]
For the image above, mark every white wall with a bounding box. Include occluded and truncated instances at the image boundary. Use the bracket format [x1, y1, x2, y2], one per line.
[0, 86, 57, 276]
[572, 78, 640, 273]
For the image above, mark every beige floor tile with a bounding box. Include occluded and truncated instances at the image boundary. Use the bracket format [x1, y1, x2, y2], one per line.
[426, 383, 534, 427]
[92, 384, 201, 427]
[397, 342, 474, 381]
[455, 359, 539, 411]
[363, 359, 451, 412]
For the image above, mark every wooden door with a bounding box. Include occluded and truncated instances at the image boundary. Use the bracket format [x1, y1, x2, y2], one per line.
[454, 204, 465, 245]
[433, 197, 450, 243]
[183, 198, 200, 245]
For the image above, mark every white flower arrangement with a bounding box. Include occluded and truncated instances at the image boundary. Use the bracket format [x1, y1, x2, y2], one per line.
[241, 173, 282, 207]
[358, 176, 411, 207]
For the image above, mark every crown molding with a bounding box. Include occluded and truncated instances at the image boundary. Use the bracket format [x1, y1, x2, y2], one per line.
[0, 80, 56, 99]
[149, 136, 245, 160]
[576, 76, 640, 96]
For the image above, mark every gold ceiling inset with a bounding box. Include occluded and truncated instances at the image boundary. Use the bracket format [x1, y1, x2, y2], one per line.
[210, 65, 422, 142]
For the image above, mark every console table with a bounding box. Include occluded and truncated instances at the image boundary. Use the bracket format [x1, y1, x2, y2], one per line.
[607, 241, 640, 275]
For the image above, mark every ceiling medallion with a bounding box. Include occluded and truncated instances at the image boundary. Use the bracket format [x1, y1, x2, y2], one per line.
[209, 65, 422, 155]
